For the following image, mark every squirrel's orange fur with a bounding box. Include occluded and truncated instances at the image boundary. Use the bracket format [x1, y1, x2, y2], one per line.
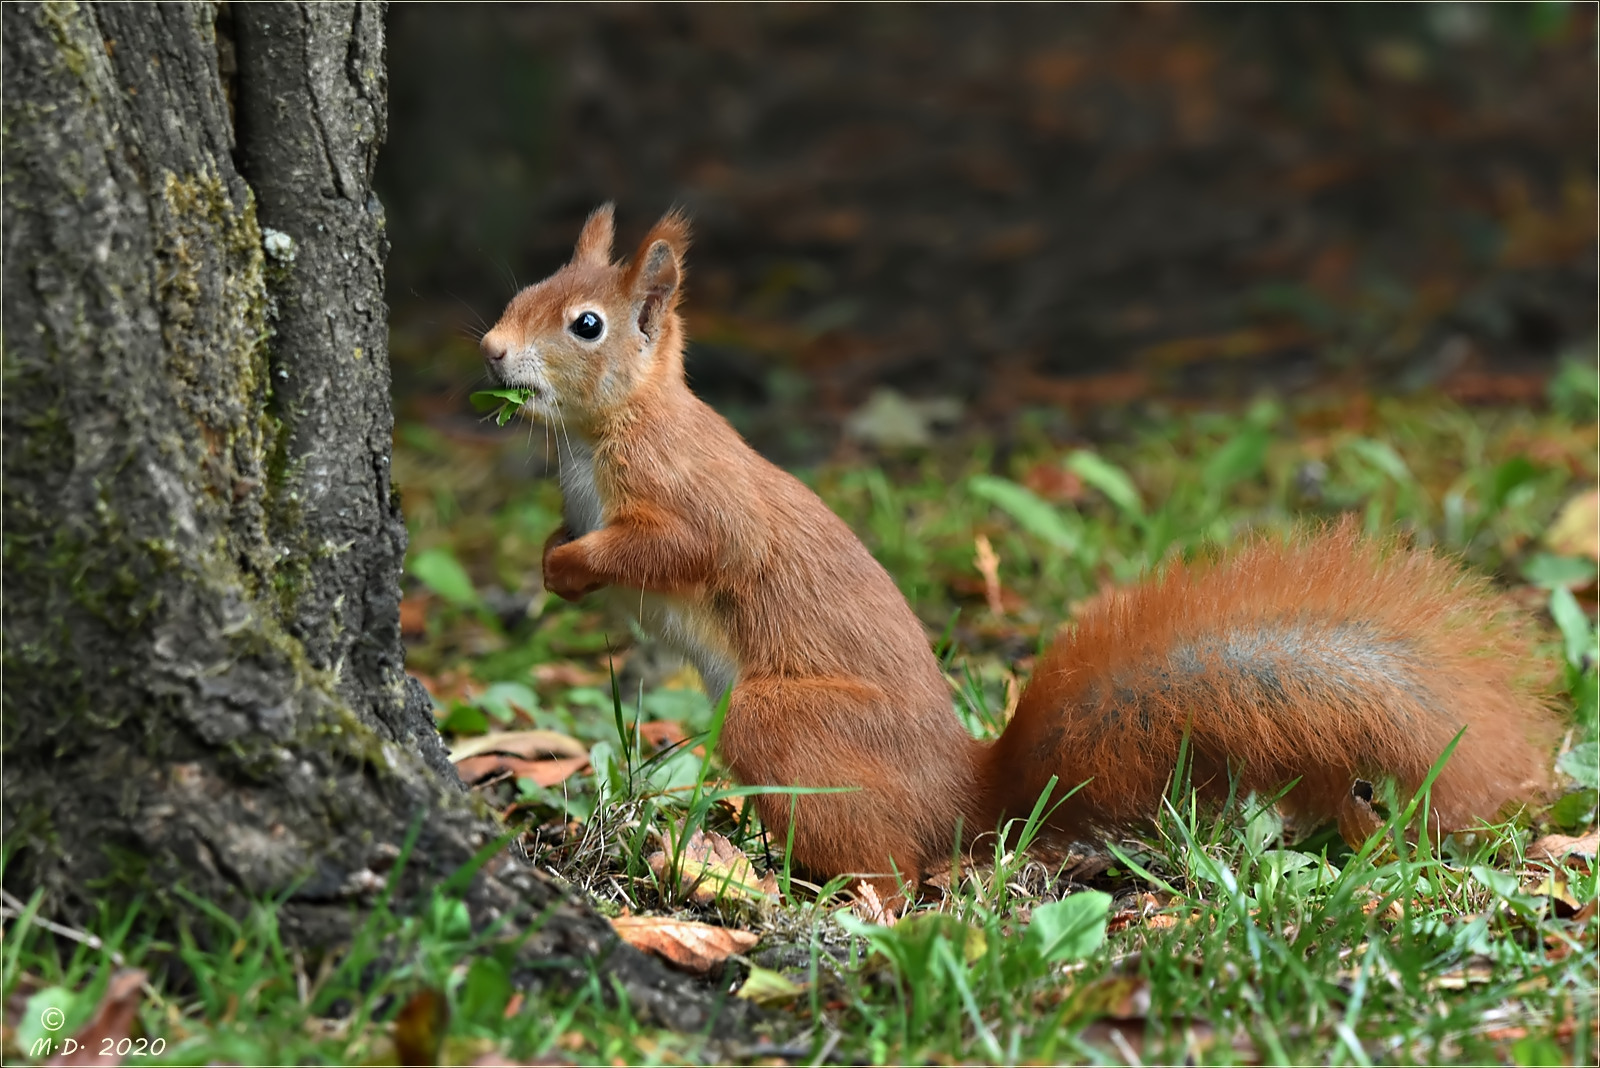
[482, 206, 1559, 894]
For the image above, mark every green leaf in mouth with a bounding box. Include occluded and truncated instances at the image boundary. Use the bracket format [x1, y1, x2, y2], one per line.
[469, 387, 537, 427]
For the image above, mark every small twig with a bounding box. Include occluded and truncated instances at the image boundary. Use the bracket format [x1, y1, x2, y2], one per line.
[1, 890, 163, 1003]
[973, 533, 1005, 616]
[1, 889, 123, 966]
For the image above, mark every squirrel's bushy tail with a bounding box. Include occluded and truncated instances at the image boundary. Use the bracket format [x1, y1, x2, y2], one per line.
[980, 519, 1560, 842]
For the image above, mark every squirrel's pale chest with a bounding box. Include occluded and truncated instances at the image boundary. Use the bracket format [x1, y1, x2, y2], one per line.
[559, 439, 605, 536]
[558, 439, 739, 699]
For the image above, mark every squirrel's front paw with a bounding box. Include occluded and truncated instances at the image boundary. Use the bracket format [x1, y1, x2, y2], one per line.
[542, 540, 603, 602]
[542, 525, 575, 566]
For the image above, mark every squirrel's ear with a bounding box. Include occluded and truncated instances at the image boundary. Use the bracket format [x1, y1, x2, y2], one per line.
[626, 210, 690, 341]
[572, 203, 615, 266]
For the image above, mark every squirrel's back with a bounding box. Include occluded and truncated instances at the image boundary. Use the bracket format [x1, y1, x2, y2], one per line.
[980, 520, 1559, 842]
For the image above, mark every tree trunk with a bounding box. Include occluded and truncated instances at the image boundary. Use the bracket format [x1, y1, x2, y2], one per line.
[2, 1, 729, 1030]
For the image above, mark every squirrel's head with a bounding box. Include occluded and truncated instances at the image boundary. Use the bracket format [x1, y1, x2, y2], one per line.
[481, 203, 689, 432]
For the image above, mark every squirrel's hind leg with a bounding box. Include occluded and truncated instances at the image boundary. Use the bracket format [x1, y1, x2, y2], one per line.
[718, 675, 971, 900]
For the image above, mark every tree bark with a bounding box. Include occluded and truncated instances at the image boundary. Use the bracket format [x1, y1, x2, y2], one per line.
[2, 1, 734, 1031]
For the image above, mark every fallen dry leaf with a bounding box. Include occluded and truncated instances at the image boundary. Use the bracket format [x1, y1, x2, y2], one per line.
[1545, 490, 1599, 561]
[1439, 369, 1551, 406]
[416, 669, 474, 704]
[1077, 974, 1152, 1018]
[1429, 957, 1495, 990]
[1076, 1017, 1257, 1065]
[456, 754, 590, 789]
[647, 828, 778, 908]
[1013, 370, 1151, 409]
[850, 880, 899, 926]
[736, 965, 808, 1007]
[450, 730, 588, 763]
[973, 533, 1005, 617]
[1528, 832, 1600, 863]
[609, 916, 758, 975]
[392, 987, 448, 1068]
[1022, 462, 1086, 504]
[451, 729, 592, 787]
[1107, 893, 1175, 934]
[637, 720, 699, 756]
[399, 595, 431, 637]
[46, 969, 146, 1067]
[532, 662, 606, 688]
[466, 1053, 571, 1067]
[1522, 872, 1582, 915]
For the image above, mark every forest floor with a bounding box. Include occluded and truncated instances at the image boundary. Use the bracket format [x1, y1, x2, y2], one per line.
[5, 7, 1597, 1065]
[9, 368, 1594, 1065]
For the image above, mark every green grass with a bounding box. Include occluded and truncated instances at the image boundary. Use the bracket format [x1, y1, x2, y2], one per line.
[6, 374, 1597, 1064]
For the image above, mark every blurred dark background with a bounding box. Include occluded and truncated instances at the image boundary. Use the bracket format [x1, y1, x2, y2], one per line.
[380, 4, 1595, 457]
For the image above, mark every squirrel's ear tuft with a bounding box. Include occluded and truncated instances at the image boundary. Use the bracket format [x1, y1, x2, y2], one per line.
[627, 209, 690, 340]
[572, 202, 615, 266]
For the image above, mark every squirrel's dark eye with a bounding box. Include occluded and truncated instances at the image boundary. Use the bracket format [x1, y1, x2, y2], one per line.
[569, 311, 604, 341]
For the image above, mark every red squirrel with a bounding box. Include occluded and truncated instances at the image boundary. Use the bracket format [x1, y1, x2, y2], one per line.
[480, 205, 1559, 893]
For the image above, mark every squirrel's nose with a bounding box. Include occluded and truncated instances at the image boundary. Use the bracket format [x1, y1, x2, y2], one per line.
[480, 331, 509, 364]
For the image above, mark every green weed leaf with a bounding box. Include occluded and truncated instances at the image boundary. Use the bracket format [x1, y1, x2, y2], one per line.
[470, 388, 535, 411]
[1203, 426, 1270, 492]
[1549, 587, 1597, 672]
[438, 702, 488, 735]
[470, 388, 536, 427]
[1345, 438, 1414, 485]
[473, 681, 538, 723]
[1487, 456, 1539, 511]
[1024, 890, 1111, 963]
[1556, 742, 1598, 789]
[969, 475, 1081, 551]
[1066, 450, 1143, 518]
[408, 547, 481, 609]
[17, 986, 76, 1054]
[1521, 553, 1597, 591]
[458, 956, 513, 1026]
[1550, 788, 1597, 830]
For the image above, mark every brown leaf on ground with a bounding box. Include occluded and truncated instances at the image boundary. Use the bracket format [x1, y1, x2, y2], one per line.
[1523, 872, 1582, 917]
[1077, 974, 1152, 1018]
[399, 595, 431, 637]
[1528, 832, 1600, 863]
[647, 829, 778, 908]
[637, 720, 699, 756]
[1545, 489, 1599, 561]
[1076, 1017, 1257, 1065]
[450, 730, 588, 763]
[609, 916, 758, 975]
[850, 880, 899, 926]
[532, 662, 607, 688]
[392, 987, 448, 1068]
[1429, 957, 1495, 990]
[1022, 462, 1086, 504]
[1135, 324, 1309, 366]
[415, 669, 474, 704]
[1107, 893, 1173, 934]
[456, 754, 590, 789]
[1008, 370, 1152, 410]
[466, 1053, 571, 1067]
[1438, 369, 1551, 405]
[45, 969, 146, 1067]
